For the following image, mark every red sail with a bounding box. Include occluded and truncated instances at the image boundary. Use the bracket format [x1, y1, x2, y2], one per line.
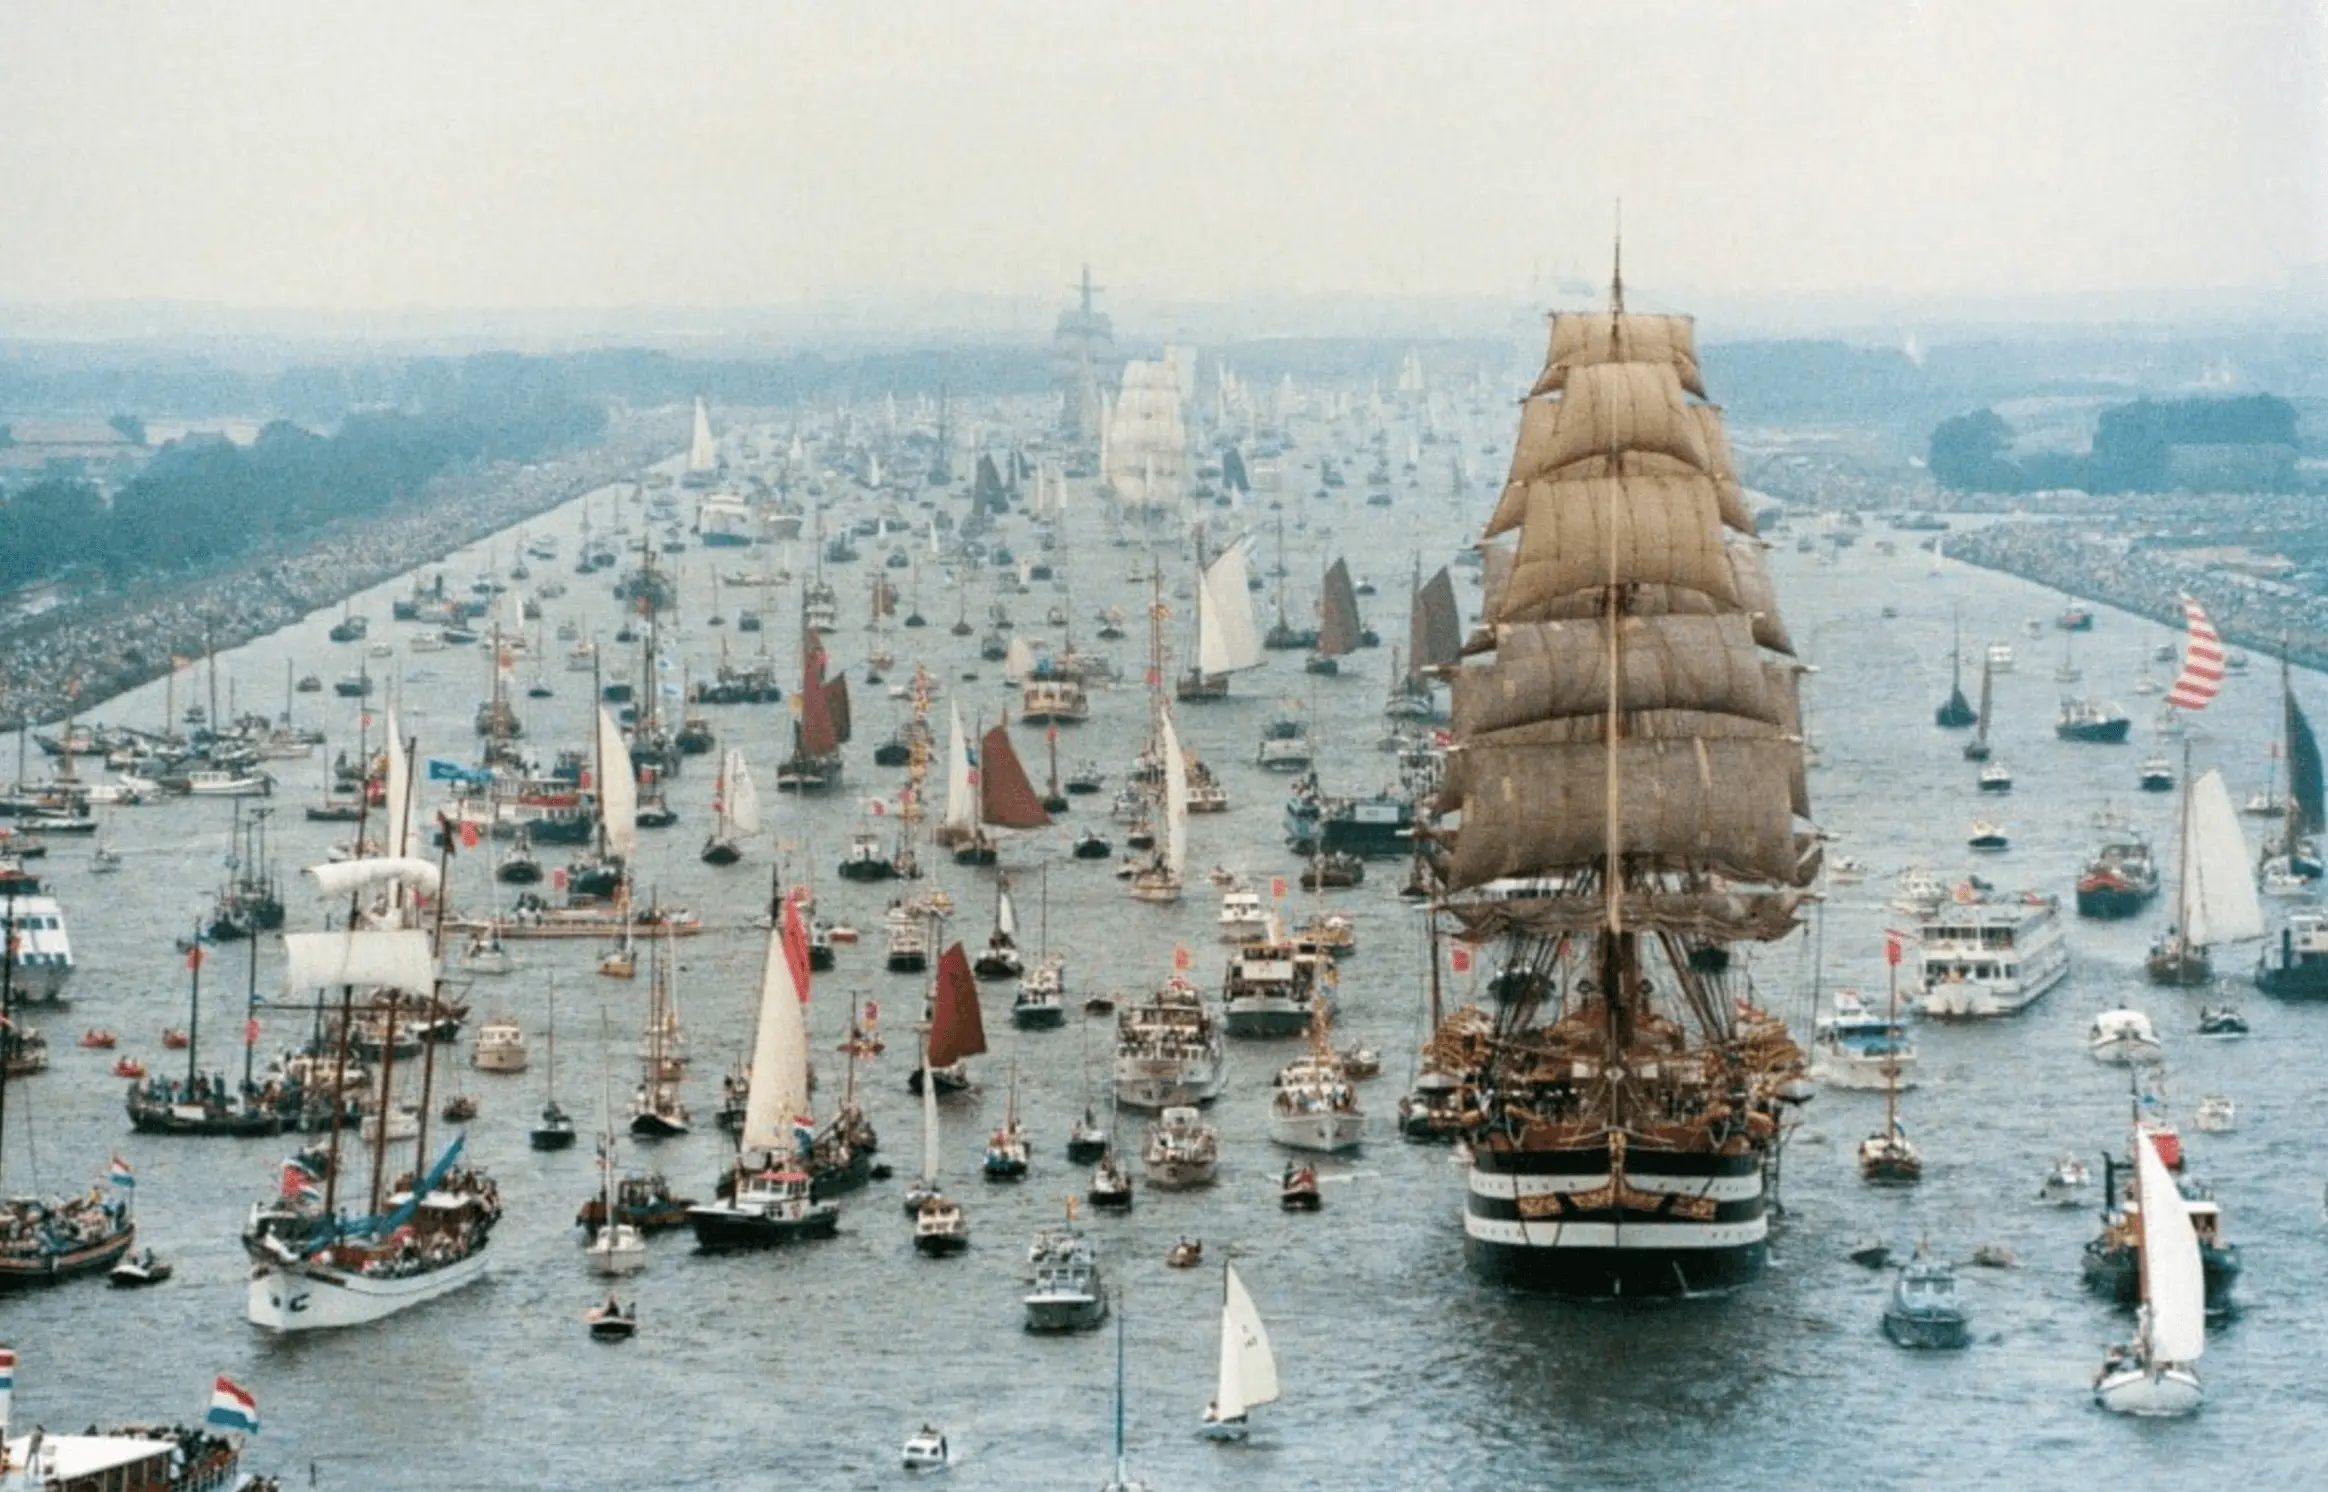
[979, 723, 1051, 830]
[927, 942, 987, 1068]
[798, 637, 840, 757]
[824, 674, 853, 744]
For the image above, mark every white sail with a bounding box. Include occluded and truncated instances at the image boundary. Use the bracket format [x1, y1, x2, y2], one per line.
[1103, 358, 1187, 511]
[688, 397, 717, 473]
[283, 928, 437, 995]
[727, 750, 762, 836]
[304, 858, 442, 901]
[944, 702, 976, 837]
[1161, 705, 1188, 884]
[383, 712, 413, 860]
[2135, 1129, 2206, 1365]
[596, 708, 639, 863]
[2184, 768, 2263, 948]
[738, 922, 812, 1156]
[998, 887, 1018, 941]
[1197, 541, 1264, 676]
[1215, 1264, 1280, 1421]
[1005, 637, 1037, 683]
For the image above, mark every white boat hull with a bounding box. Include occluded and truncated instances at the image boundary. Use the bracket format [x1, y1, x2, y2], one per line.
[1269, 1109, 1366, 1153]
[586, 1237, 647, 1277]
[2095, 1364, 2202, 1416]
[2090, 1035, 2164, 1066]
[246, 1247, 489, 1331]
[1143, 1156, 1217, 1190]
[1808, 1053, 1918, 1091]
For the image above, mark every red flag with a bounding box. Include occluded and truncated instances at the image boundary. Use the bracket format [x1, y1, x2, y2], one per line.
[1450, 945, 1473, 974]
[244, 1017, 260, 1045]
[1269, 876, 1288, 899]
[459, 821, 480, 849]
[1172, 944, 1191, 972]
[863, 1000, 879, 1024]
[1884, 932, 1904, 967]
[1046, 724, 1059, 743]
[868, 798, 887, 817]
[552, 868, 569, 890]
[186, 945, 204, 971]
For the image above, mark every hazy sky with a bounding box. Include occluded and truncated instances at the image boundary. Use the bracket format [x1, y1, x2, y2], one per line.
[2, 1, 2321, 313]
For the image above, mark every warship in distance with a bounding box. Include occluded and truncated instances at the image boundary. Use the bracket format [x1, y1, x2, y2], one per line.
[1422, 253, 1818, 1297]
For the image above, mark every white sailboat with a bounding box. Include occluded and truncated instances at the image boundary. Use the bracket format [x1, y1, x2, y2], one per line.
[587, 1069, 647, 1277]
[702, 747, 760, 865]
[684, 909, 839, 1249]
[2147, 762, 2265, 985]
[1103, 357, 1187, 516]
[910, 1030, 969, 1255]
[1131, 706, 1188, 903]
[1182, 540, 1265, 698]
[685, 397, 718, 482]
[2094, 1129, 2206, 1416]
[1200, 1263, 1280, 1440]
[936, 701, 978, 850]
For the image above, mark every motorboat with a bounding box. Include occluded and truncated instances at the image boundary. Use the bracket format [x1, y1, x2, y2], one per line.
[902, 1424, 951, 1472]
[1881, 1246, 1970, 1349]
[2039, 1155, 2092, 1206]
[2193, 1095, 2236, 1133]
[1966, 819, 2009, 851]
[107, 1247, 173, 1289]
[2197, 1005, 2249, 1038]
[2088, 1008, 2163, 1065]
[586, 1299, 638, 1341]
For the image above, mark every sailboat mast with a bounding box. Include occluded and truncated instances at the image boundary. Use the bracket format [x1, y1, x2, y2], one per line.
[183, 919, 203, 1089]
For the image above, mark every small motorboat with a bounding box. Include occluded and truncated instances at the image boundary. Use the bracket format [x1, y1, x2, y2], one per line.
[111, 1056, 146, 1079]
[598, 946, 638, 979]
[1881, 1246, 1971, 1350]
[1966, 818, 2009, 851]
[1087, 1154, 1133, 1210]
[160, 1027, 190, 1050]
[78, 1029, 117, 1049]
[1279, 1163, 1322, 1212]
[901, 1424, 951, 1473]
[108, 1248, 173, 1289]
[1066, 1110, 1110, 1165]
[1072, 827, 1113, 860]
[586, 1299, 637, 1341]
[825, 924, 860, 945]
[2198, 1005, 2250, 1038]
[1827, 855, 1866, 884]
[1080, 994, 1116, 1017]
[530, 1102, 578, 1151]
[2089, 1008, 2163, 1066]
[1847, 1239, 1892, 1270]
[1976, 763, 2012, 794]
[2193, 1095, 2237, 1133]
[441, 1093, 481, 1123]
[2040, 1155, 2092, 1206]
[1166, 1236, 1203, 1269]
[1337, 1045, 1382, 1080]
[1970, 1244, 2015, 1269]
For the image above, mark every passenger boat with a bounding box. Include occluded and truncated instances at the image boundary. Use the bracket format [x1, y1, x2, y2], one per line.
[1915, 889, 2070, 1018]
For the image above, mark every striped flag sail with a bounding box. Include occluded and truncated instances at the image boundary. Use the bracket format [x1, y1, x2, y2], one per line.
[206, 1376, 260, 1435]
[2166, 595, 2225, 711]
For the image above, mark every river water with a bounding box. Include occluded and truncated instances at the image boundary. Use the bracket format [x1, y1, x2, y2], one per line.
[0, 427, 2319, 1490]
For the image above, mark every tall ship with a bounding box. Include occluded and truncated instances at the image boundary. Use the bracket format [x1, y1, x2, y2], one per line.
[243, 837, 501, 1330]
[0, 860, 73, 1005]
[1102, 356, 1187, 518]
[1420, 267, 1818, 1296]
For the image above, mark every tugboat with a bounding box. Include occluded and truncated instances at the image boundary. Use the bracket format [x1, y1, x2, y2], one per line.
[2076, 838, 2159, 919]
[1881, 1244, 1971, 1349]
[1278, 1162, 1322, 1212]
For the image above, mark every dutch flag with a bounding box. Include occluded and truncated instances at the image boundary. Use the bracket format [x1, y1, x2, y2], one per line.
[206, 1376, 260, 1436]
[107, 1155, 134, 1189]
[790, 1115, 817, 1152]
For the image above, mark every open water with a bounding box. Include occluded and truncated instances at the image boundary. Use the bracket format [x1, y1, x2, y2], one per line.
[1, 437, 2323, 1490]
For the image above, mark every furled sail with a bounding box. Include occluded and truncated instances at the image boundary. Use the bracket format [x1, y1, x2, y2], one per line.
[739, 918, 813, 1156]
[927, 942, 988, 1069]
[304, 858, 442, 902]
[383, 712, 413, 860]
[1316, 559, 1362, 658]
[979, 723, 1052, 830]
[595, 708, 639, 862]
[1160, 705, 1189, 884]
[1450, 615, 1776, 736]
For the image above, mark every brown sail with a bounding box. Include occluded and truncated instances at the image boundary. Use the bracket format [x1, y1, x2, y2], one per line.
[927, 942, 987, 1068]
[1410, 566, 1462, 673]
[798, 636, 840, 757]
[978, 722, 1052, 830]
[1317, 558, 1361, 658]
[824, 674, 852, 745]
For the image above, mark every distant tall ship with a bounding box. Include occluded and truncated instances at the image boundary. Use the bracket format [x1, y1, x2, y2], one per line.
[1053, 264, 1115, 442]
[1421, 247, 1817, 1297]
[1103, 356, 1188, 519]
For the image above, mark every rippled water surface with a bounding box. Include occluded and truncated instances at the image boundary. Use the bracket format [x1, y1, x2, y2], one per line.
[3, 468, 2322, 1490]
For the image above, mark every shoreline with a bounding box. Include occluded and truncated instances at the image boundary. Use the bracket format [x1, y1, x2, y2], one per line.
[1, 410, 680, 730]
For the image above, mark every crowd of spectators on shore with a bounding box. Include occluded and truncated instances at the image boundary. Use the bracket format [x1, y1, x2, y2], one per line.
[0, 414, 673, 725]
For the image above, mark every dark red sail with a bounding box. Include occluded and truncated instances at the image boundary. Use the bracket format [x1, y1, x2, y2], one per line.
[927, 942, 988, 1068]
[979, 722, 1051, 830]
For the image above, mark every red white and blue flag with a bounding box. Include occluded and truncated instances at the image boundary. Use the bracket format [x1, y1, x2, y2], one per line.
[108, 1154, 134, 1189]
[790, 1114, 817, 1151]
[2166, 595, 2225, 711]
[206, 1376, 260, 1435]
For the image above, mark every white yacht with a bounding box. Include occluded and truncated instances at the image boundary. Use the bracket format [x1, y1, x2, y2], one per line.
[471, 1016, 529, 1073]
[1216, 889, 1270, 943]
[1111, 979, 1226, 1111]
[1810, 989, 1918, 1090]
[1985, 642, 2016, 673]
[1915, 890, 2070, 1018]
[1268, 1052, 1365, 1153]
[1142, 1106, 1220, 1189]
